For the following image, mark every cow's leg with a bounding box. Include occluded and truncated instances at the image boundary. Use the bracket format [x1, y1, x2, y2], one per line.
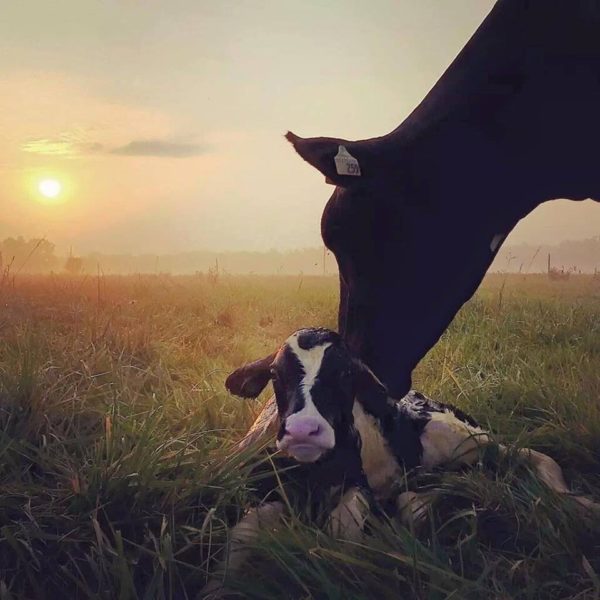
[203, 501, 285, 598]
[327, 487, 370, 541]
[501, 445, 600, 513]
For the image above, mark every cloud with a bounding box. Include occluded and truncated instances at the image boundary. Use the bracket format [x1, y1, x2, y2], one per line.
[110, 139, 207, 158]
[21, 132, 208, 160]
[21, 133, 104, 157]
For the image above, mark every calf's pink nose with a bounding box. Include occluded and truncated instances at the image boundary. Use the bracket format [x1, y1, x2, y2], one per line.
[284, 417, 322, 441]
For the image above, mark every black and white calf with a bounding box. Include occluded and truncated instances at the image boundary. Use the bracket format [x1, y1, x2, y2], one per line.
[205, 328, 598, 594]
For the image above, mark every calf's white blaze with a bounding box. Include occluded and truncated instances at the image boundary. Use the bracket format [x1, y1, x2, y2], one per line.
[352, 401, 401, 497]
[276, 334, 335, 453]
[420, 410, 488, 469]
[286, 334, 331, 400]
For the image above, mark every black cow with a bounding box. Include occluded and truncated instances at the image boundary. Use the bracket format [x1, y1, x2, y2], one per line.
[286, 0, 600, 397]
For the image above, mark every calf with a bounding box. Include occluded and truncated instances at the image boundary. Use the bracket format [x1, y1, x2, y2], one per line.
[205, 328, 597, 595]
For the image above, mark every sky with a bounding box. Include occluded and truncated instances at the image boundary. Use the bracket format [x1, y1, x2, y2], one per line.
[0, 0, 598, 255]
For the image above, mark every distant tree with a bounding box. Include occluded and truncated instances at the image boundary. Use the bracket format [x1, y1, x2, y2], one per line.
[0, 237, 58, 272]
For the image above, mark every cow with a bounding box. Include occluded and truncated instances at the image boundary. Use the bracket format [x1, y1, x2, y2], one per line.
[204, 328, 598, 596]
[243, 0, 600, 447]
[288, 0, 600, 398]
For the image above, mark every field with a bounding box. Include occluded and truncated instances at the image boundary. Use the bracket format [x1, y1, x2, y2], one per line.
[0, 273, 599, 599]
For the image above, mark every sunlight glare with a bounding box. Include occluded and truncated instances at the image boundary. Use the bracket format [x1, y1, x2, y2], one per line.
[38, 179, 62, 199]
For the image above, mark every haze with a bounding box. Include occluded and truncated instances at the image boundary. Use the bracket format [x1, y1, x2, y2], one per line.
[1, 0, 597, 255]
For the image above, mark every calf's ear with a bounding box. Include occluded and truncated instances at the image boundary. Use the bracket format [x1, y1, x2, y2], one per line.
[225, 353, 277, 399]
[353, 360, 391, 417]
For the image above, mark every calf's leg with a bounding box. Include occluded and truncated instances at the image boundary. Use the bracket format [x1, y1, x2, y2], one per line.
[418, 409, 599, 513]
[410, 409, 600, 524]
[237, 395, 278, 451]
[203, 501, 285, 598]
[503, 446, 600, 513]
[396, 491, 436, 528]
[327, 487, 371, 541]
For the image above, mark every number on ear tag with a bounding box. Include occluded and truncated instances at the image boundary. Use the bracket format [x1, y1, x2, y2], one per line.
[334, 145, 361, 176]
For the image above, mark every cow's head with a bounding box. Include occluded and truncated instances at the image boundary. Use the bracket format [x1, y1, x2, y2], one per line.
[226, 328, 387, 463]
[284, 0, 600, 398]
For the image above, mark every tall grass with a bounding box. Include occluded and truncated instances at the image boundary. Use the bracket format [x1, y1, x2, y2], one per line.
[0, 273, 598, 598]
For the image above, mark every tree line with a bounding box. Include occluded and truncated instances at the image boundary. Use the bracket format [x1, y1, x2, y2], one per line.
[2, 235, 598, 275]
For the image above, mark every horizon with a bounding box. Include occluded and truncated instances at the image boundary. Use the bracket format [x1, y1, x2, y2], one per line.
[1, 1, 598, 255]
[2, 233, 598, 275]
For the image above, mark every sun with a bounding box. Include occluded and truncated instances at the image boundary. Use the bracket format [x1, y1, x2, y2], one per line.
[38, 179, 62, 199]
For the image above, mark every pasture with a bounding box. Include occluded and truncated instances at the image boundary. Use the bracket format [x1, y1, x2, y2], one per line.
[0, 273, 599, 599]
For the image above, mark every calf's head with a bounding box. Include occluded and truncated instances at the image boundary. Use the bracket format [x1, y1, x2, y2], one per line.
[226, 328, 387, 463]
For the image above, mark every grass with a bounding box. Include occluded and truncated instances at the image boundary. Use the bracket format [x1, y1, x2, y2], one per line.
[0, 272, 598, 599]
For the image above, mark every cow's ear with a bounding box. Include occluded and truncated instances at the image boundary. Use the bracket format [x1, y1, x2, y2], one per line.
[225, 352, 277, 399]
[286, 131, 380, 187]
[352, 360, 391, 418]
